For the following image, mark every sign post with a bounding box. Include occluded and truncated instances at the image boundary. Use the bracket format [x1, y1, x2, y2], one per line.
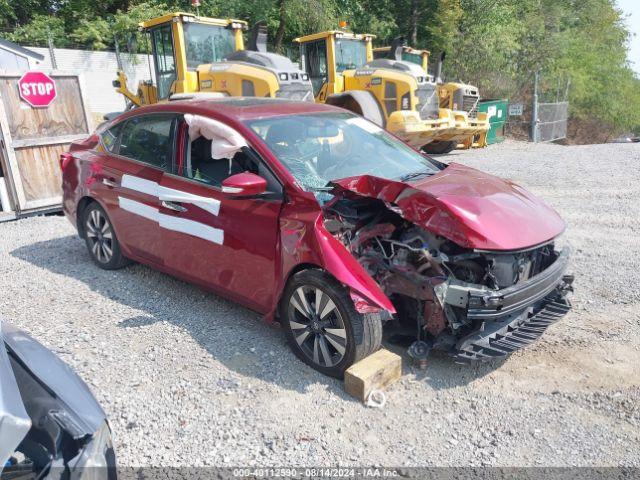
[18, 71, 57, 108]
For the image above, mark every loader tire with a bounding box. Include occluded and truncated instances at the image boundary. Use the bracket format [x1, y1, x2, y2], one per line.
[423, 140, 457, 154]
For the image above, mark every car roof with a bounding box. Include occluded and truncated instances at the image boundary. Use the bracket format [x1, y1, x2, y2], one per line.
[135, 97, 344, 122]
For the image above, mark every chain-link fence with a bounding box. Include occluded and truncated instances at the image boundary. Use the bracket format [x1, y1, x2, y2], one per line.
[504, 71, 570, 143]
[534, 101, 569, 142]
[531, 71, 570, 142]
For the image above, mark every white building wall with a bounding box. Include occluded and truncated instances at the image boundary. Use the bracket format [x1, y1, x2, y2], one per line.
[28, 47, 155, 114]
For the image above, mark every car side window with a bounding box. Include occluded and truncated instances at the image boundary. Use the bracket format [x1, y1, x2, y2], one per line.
[119, 114, 176, 169]
[182, 132, 282, 195]
[183, 136, 229, 185]
[100, 123, 122, 153]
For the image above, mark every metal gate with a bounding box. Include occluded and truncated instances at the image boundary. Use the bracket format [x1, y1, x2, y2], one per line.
[534, 101, 568, 142]
[531, 71, 569, 143]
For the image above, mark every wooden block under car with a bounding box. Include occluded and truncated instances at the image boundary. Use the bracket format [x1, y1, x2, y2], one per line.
[344, 349, 402, 402]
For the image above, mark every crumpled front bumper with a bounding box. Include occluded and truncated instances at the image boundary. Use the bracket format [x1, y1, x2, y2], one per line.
[440, 248, 573, 362]
[454, 288, 572, 362]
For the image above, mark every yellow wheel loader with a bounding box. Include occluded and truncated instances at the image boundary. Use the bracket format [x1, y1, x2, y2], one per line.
[437, 77, 488, 149]
[374, 46, 489, 151]
[293, 32, 452, 151]
[113, 12, 313, 107]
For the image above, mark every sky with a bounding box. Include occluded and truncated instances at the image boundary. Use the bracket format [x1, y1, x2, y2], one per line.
[617, 0, 640, 76]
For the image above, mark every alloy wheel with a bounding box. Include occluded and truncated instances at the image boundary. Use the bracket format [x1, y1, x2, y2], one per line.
[288, 286, 347, 368]
[85, 208, 114, 264]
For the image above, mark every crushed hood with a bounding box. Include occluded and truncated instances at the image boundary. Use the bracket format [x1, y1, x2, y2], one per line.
[331, 163, 565, 251]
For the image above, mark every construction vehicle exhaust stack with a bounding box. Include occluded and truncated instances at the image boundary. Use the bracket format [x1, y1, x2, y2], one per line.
[435, 51, 445, 82]
[247, 19, 268, 52]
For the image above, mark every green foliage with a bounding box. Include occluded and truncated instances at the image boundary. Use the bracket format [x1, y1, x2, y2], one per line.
[1, 0, 638, 136]
[425, 0, 463, 54]
[225, 0, 339, 52]
[70, 18, 112, 50]
[0, 0, 52, 30]
[344, 0, 397, 40]
[6, 14, 68, 47]
[110, 1, 179, 53]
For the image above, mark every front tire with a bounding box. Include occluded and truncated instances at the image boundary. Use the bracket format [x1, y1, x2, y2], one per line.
[82, 202, 129, 270]
[281, 270, 382, 378]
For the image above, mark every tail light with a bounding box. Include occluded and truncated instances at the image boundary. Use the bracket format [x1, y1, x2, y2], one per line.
[59, 152, 74, 171]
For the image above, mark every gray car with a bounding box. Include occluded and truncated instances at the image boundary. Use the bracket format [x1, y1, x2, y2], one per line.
[0, 320, 116, 479]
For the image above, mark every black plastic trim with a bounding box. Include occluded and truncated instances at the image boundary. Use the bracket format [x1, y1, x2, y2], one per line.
[466, 247, 570, 320]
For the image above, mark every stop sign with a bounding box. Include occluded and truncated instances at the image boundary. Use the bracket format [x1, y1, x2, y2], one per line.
[18, 71, 57, 108]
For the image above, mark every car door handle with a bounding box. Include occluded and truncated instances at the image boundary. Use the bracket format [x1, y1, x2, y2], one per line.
[161, 200, 187, 212]
[101, 178, 118, 188]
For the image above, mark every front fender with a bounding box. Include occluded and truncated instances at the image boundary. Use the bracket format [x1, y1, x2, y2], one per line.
[270, 201, 395, 322]
[313, 217, 395, 314]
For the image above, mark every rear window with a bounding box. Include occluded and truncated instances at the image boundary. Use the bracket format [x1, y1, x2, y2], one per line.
[101, 123, 122, 153]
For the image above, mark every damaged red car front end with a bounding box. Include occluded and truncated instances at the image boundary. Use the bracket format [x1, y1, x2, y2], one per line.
[243, 107, 573, 368]
[321, 164, 573, 362]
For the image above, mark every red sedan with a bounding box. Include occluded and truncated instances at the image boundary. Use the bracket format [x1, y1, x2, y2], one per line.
[61, 98, 573, 377]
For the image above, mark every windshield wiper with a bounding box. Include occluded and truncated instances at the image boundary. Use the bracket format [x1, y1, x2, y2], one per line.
[400, 170, 435, 182]
[304, 183, 334, 192]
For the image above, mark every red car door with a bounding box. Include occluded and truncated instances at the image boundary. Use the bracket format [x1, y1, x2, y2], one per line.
[98, 113, 179, 265]
[158, 131, 283, 312]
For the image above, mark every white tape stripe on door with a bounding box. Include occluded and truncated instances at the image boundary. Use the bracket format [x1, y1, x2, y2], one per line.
[119, 196, 158, 222]
[121, 175, 157, 196]
[118, 197, 224, 245]
[121, 174, 221, 216]
[159, 212, 224, 245]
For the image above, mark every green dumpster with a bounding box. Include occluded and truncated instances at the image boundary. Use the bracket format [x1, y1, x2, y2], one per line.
[478, 99, 508, 144]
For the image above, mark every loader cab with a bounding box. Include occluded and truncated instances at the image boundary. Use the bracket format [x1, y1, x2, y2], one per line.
[294, 31, 374, 99]
[144, 13, 245, 100]
[116, 13, 246, 104]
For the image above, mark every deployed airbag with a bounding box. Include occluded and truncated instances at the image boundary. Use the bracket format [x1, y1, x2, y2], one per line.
[184, 114, 247, 160]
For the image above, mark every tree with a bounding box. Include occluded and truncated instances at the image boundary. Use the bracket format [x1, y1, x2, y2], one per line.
[274, 0, 287, 53]
[7, 14, 68, 47]
[425, 0, 462, 55]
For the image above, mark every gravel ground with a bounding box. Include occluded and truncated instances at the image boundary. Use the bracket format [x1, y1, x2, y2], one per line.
[0, 140, 639, 467]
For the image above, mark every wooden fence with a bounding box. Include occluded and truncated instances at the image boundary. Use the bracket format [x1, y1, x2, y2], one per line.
[0, 71, 92, 218]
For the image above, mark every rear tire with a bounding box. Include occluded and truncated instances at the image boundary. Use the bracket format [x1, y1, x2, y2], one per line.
[422, 140, 457, 154]
[82, 202, 129, 270]
[281, 269, 382, 378]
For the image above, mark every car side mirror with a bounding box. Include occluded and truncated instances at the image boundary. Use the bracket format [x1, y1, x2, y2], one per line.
[221, 172, 267, 197]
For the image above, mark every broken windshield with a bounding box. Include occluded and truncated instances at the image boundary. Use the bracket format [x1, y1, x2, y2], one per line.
[246, 112, 440, 192]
